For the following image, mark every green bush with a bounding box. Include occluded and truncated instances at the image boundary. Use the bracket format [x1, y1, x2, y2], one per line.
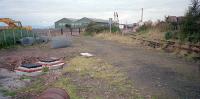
[85, 22, 120, 36]
[42, 67, 49, 73]
[180, 0, 200, 43]
[85, 22, 108, 34]
[188, 33, 200, 43]
[83, 32, 95, 36]
[111, 26, 121, 33]
[165, 32, 174, 40]
[137, 22, 153, 33]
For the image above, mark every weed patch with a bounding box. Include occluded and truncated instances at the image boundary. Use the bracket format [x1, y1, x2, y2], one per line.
[17, 78, 46, 94]
[62, 56, 139, 98]
[0, 87, 16, 97]
[95, 33, 135, 45]
[54, 77, 82, 99]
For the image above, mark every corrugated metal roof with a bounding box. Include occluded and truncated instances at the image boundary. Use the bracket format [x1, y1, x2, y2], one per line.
[55, 17, 108, 24]
[87, 18, 109, 23]
[55, 18, 78, 23]
[76, 17, 108, 23]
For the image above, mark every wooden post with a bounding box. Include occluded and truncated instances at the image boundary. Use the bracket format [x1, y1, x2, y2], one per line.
[33, 31, 35, 38]
[12, 29, 16, 45]
[3, 30, 6, 45]
[61, 28, 63, 35]
[26, 30, 29, 37]
[79, 28, 81, 35]
[70, 28, 72, 36]
[21, 29, 23, 37]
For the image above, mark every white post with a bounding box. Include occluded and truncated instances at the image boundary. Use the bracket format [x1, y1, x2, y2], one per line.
[109, 18, 113, 33]
[48, 29, 51, 40]
[141, 8, 144, 22]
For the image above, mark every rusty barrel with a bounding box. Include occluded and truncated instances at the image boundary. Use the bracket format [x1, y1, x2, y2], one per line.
[37, 88, 70, 99]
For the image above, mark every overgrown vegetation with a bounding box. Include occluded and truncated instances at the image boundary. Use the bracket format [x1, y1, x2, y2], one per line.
[54, 78, 81, 99]
[96, 33, 135, 44]
[136, 21, 172, 41]
[136, 0, 200, 44]
[84, 22, 120, 36]
[136, 27, 166, 40]
[42, 67, 49, 73]
[181, 0, 200, 43]
[137, 22, 153, 33]
[165, 31, 174, 40]
[17, 78, 46, 94]
[0, 86, 16, 97]
[0, 29, 34, 49]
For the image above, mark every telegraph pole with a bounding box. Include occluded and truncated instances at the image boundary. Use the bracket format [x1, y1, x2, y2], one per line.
[141, 8, 144, 22]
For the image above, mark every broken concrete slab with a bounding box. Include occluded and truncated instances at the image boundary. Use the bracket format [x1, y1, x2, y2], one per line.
[80, 53, 94, 57]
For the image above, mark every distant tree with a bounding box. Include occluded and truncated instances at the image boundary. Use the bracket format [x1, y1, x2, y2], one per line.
[181, 0, 200, 43]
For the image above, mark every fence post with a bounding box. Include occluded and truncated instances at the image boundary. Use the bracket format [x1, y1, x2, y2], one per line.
[26, 30, 29, 37]
[32, 31, 35, 38]
[21, 29, 23, 38]
[61, 28, 63, 35]
[0, 31, 2, 47]
[3, 30, 6, 46]
[70, 28, 72, 36]
[79, 28, 81, 35]
[13, 29, 16, 45]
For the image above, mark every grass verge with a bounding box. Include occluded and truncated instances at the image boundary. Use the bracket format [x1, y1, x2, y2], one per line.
[95, 33, 135, 45]
[136, 28, 165, 40]
[61, 56, 139, 99]
[53, 77, 82, 99]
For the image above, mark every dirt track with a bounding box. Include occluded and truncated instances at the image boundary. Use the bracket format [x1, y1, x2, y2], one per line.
[74, 37, 200, 99]
[0, 36, 200, 98]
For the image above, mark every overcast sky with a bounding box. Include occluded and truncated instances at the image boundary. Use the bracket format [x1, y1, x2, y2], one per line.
[0, 0, 190, 28]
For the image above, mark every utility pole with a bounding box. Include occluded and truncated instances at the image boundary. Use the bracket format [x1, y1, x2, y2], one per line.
[141, 8, 144, 22]
[114, 12, 119, 26]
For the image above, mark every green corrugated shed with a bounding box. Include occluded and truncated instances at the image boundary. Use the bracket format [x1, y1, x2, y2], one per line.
[55, 18, 77, 29]
[55, 17, 109, 29]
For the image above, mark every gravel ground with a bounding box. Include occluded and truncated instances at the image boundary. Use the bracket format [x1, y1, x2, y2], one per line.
[74, 37, 200, 99]
[0, 93, 10, 99]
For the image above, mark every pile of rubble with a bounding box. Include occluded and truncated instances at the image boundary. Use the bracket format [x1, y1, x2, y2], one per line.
[0, 69, 29, 90]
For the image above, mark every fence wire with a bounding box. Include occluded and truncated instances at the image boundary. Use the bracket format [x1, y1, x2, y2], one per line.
[0, 29, 34, 48]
